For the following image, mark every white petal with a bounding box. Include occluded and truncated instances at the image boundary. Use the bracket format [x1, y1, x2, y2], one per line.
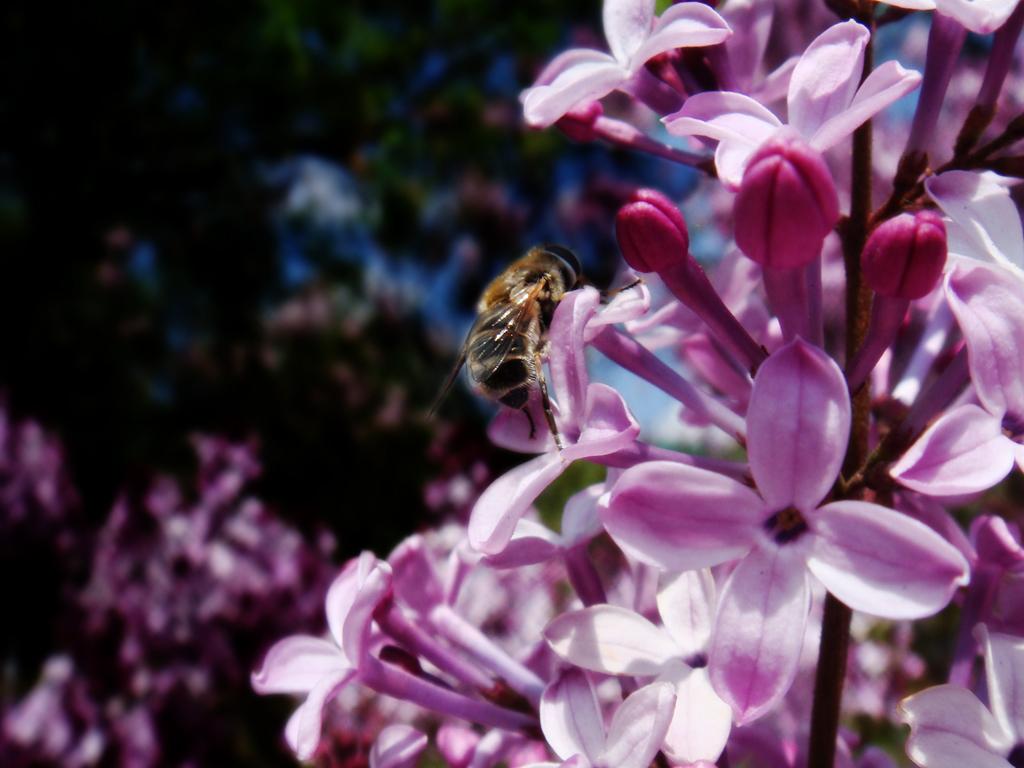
[656, 569, 715, 659]
[545, 605, 678, 675]
[540, 669, 606, 763]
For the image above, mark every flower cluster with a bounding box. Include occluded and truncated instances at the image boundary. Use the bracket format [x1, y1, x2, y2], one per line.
[2, 431, 337, 766]
[254, 0, 1024, 766]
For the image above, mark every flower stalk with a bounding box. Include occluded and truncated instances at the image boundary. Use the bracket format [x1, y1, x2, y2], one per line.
[808, 15, 874, 768]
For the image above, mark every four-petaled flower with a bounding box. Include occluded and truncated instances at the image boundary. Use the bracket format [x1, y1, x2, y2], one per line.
[543, 569, 733, 764]
[252, 553, 391, 760]
[601, 338, 970, 723]
[663, 20, 921, 188]
[520, 0, 731, 128]
[526, 669, 677, 768]
[900, 625, 1024, 767]
[891, 260, 1024, 495]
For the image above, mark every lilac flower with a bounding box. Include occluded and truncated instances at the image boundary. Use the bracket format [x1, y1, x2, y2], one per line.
[469, 287, 641, 555]
[926, 171, 1024, 281]
[252, 552, 392, 760]
[529, 669, 676, 768]
[900, 625, 1024, 767]
[601, 339, 969, 723]
[891, 260, 1024, 494]
[520, 0, 731, 128]
[543, 569, 733, 764]
[969, 517, 1024, 637]
[1, 656, 109, 768]
[664, 20, 921, 188]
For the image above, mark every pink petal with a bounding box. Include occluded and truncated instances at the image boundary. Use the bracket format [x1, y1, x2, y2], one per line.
[529, 48, 620, 90]
[787, 21, 868, 140]
[971, 514, 1024, 570]
[325, 553, 393, 663]
[603, 0, 655, 64]
[747, 339, 850, 511]
[890, 404, 1015, 496]
[753, 56, 798, 104]
[934, 0, 1020, 33]
[979, 625, 1024, 743]
[808, 501, 970, 619]
[585, 278, 651, 336]
[897, 492, 975, 565]
[946, 261, 1024, 421]
[662, 91, 781, 187]
[540, 669, 606, 763]
[628, 2, 732, 70]
[722, 0, 774, 91]
[284, 668, 358, 760]
[388, 535, 444, 615]
[252, 635, 347, 694]
[488, 400, 555, 454]
[561, 384, 641, 462]
[658, 662, 732, 764]
[544, 605, 678, 675]
[680, 333, 753, 405]
[522, 59, 628, 128]
[483, 519, 563, 568]
[808, 60, 922, 151]
[709, 545, 811, 725]
[601, 682, 677, 768]
[602, 461, 762, 571]
[468, 453, 566, 555]
[548, 288, 601, 424]
[927, 171, 1024, 274]
[562, 483, 605, 546]
[656, 569, 716, 659]
[369, 725, 428, 768]
[900, 684, 1014, 766]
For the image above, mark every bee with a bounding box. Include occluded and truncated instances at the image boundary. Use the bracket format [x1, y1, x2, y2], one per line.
[433, 244, 583, 448]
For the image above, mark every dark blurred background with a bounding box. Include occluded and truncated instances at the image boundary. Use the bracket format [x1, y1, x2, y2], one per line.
[0, 2, 699, 765]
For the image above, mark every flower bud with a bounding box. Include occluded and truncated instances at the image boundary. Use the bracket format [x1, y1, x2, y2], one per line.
[614, 188, 689, 273]
[862, 210, 947, 299]
[554, 101, 604, 142]
[615, 189, 766, 372]
[734, 132, 839, 269]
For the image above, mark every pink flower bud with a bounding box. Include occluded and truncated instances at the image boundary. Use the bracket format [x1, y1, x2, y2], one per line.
[614, 188, 690, 273]
[615, 189, 766, 371]
[554, 101, 604, 142]
[734, 132, 840, 269]
[862, 210, 947, 299]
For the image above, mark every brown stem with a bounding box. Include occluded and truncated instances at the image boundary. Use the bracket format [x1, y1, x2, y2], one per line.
[808, 595, 854, 768]
[808, 15, 875, 768]
[870, 110, 1024, 225]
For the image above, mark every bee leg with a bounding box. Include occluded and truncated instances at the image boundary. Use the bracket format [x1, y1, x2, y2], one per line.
[535, 350, 564, 451]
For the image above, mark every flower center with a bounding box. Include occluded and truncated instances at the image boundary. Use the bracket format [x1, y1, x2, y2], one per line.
[1009, 745, 1024, 768]
[764, 507, 809, 545]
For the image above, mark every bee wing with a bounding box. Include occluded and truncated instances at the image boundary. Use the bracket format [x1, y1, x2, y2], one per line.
[465, 281, 545, 385]
[430, 281, 544, 416]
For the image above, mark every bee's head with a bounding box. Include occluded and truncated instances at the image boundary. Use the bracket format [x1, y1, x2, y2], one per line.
[542, 244, 582, 288]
